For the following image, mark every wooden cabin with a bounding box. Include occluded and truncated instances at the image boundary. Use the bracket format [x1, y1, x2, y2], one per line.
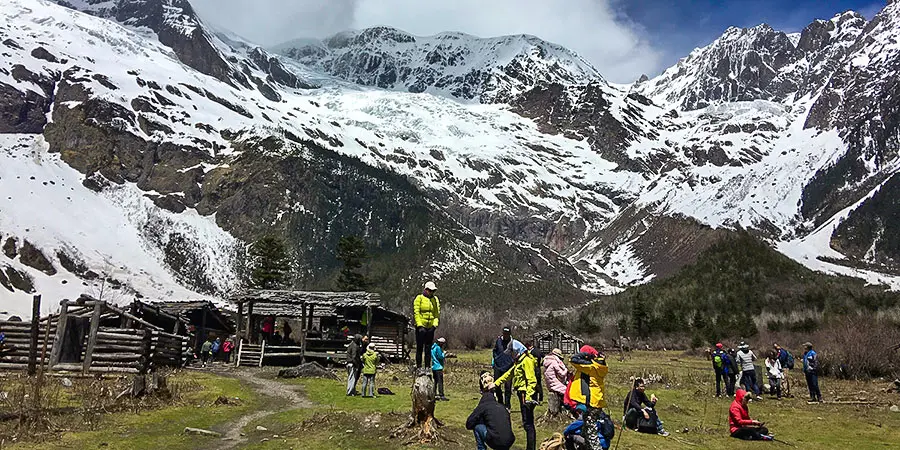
[153, 300, 234, 353]
[229, 290, 409, 367]
[533, 328, 584, 355]
[42, 295, 192, 374]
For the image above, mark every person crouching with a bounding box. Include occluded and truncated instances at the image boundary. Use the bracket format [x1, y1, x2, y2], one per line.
[466, 371, 516, 450]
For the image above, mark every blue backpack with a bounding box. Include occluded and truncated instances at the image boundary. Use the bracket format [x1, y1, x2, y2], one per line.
[211, 340, 221, 353]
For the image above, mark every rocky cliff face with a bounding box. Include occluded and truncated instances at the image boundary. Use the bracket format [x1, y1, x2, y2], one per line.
[1, 0, 900, 316]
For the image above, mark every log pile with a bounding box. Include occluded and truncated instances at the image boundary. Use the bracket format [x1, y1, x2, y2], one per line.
[0, 319, 55, 371]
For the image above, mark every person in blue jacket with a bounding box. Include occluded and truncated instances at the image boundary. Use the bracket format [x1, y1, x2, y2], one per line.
[432, 337, 450, 401]
[802, 342, 823, 403]
[492, 327, 514, 408]
[563, 404, 614, 450]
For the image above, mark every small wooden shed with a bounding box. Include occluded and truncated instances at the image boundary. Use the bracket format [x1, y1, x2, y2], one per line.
[153, 300, 234, 352]
[533, 328, 584, 355]
[45, 295, 192, 374]
[229, 290, 409, 366]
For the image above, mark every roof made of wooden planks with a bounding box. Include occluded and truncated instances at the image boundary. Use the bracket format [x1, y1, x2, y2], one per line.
[230, 290, 381, 317]
[153, 300, 233, 333]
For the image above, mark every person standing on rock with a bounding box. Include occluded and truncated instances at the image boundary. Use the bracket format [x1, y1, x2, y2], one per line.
[413, 281, 441, 369]
[346, 334, 367, 396]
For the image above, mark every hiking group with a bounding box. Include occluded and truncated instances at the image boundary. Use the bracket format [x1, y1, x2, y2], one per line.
[710, 341, 823, 404]
[345, 282, 829, 449]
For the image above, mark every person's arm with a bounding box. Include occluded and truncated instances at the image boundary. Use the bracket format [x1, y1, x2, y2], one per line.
[465, 403, 484, 430]
[495, 365, 515, 385]
[570, 352, 592, 365]
[433, 297, 440, 327]
[523, 358, 537, 400]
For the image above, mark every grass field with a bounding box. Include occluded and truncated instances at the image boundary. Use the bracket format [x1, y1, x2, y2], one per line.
[2, 350, 899, 449]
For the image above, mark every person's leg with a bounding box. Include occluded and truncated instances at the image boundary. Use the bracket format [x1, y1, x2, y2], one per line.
[805, 372, 816, 401]
[423, 328, 435, 368]
[748, 370, 761, 395]
[346, 365, 356, 395]
[361, 374, 370, 397]
[775, 378, 782, 399]
[473, 424, 488, 450]
[732, 427, 762, 440]
[519, 394, 536, 450]
[624, 408, 639, 430]
[715, 370, 723, 397]
[371, 374, 377, 397]
[536, 372, 544, 402]
[582, 407, 601, 450]
[811, 373, 822, 401]
[415, 328, 425, 368]
[503, 379, 512, 408]
[651, 409, 665, 434]
[434, 370, 444, 398]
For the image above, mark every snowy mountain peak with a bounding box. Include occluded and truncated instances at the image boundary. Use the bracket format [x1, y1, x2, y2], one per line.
[272, 26, 604, 103]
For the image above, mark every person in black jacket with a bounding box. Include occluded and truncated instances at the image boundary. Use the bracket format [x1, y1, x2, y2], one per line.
[467, 371, 516, 450]
[623, 378, 668, 436]
[345, 334, 367, 396]
[526, 340, 544, 402]
[492, 327, 514, 407]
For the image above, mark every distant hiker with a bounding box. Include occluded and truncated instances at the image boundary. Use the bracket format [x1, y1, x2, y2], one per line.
[261, 316, 274, 343]
[200, 338, 213, 367]
[765, 351, 783, 399]
[736, 342, 761, 398]
[623, 378, 668, 436]
[726, 348, 739, 396]
[493, 326, 515, 408]
[495, 340, 538, 450]
[432, 337, 449, 401]
[802, 342, 823, 403]
[221, 337, 234, 363]
[773, 343, 794, 397]
[526, 340, 544, 402]
[346, 334, 367, 396]
[413, 281, 441, 369]
[568, 345, 609, 450]
[211, 337, 221, 362]
[729, 389, 773, 441]
[361, 343, 380, 398]
[466, 371, 516, 450]
[711, 343, 728, 397]
[543, 348, 569, 417]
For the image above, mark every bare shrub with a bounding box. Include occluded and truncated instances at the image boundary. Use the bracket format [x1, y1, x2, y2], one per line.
[437, 306, 505, 350]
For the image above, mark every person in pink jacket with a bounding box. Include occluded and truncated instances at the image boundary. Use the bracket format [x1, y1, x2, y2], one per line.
[543, 348, 569, 417]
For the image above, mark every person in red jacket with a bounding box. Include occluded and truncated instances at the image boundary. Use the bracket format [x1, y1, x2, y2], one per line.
[729, 389, 773, 441]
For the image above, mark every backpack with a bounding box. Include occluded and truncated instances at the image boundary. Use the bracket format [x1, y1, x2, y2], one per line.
[211, 341, 220, 353]
[713, 354, 724, 370]
[783, 350, 795, 370]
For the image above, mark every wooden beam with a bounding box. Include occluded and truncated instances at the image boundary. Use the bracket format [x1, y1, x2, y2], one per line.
[27, 295, 41, 376]
[365, 305, 373, 343]
[247, 301, 254, 344]
[236, 301, 244, 340]
[83, 301, 103, 374]
[48, 301, 68, 368]
[300, 301, 307, 363]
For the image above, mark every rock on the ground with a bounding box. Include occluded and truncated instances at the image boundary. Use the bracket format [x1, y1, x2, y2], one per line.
[890, 405, 899, 413]
[255, 426, 268, 431]
[60, 377, 73, 388]
[184, 427, 222, 437]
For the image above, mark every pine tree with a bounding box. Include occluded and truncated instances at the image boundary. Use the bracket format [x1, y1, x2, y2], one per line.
[247, 236, 290, 289]
[631, 293, 650, 337]
[335, 235, 370, 291]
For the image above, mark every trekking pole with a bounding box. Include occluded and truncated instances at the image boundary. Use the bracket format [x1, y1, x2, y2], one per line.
[613, 380, 635, 450]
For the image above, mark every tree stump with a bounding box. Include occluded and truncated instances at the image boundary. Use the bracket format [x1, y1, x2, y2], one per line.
[394, 368, 444, 444]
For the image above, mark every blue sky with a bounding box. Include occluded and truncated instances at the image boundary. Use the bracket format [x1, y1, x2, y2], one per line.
[621, 0, 886, 69]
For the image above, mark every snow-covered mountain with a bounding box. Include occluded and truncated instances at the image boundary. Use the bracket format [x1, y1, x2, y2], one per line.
[1, 0, 899, 317]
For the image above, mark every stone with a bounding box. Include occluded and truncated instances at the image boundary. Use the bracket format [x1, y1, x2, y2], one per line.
[19, 240, 56, 275]
[890, 405, 899, 413]
[255, 426, 268, 432]
[184, 427, 221, 437]
[60, 378, 73, 388]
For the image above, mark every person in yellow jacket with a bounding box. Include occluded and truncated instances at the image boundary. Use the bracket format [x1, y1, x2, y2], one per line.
[413, 281, 441, 368]
[567, 345, 610, 450]
[495, 340, 538, 450]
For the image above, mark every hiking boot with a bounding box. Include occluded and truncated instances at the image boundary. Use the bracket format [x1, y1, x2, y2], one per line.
[761, 435, 774, 441]
[659, 431, 670, 437]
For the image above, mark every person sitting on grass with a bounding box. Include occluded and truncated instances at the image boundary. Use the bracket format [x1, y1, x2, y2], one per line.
[495, 340, 538, 450]
[361, 343, 380, 398]
[623, 378, 669, 436]
[729, 389, 774, 441]
[563, 404, 615, 450]
[466, 371, 516, 450]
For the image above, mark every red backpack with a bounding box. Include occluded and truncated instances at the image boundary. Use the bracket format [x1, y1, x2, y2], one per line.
[562, 372, 578, 411]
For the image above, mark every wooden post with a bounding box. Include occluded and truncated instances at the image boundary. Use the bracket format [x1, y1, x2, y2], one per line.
[200, 307, 207, 347]
[27, 295, 41, 375]
[236, 339, 243, 367]
[141, 329, 152, 374]
[236, 302, 244, 340]
[48, 301, 69, 368]
[259, 339, 266, 368]
[124, 302, 136, 328]
[83, 301, 103, 374]
[365, 305, 373, 343]
[246, 301, 254, 344]
[299, 301, 306, 363]
[37, 315, 52, 377]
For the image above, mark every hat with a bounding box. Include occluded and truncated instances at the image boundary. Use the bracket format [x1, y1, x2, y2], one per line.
[738, 342, 749, 350]
[803, 342, 813, 348]
[551, 348, 563, 357]
[367, 343, 376, 351]
[424, 281, 437, 291]
[437, 337, 446, 343]
[580, 345, 599, 358]
[511, 339, 527, 355]
[502, 326, 511, 333]
[715, 343, 723, 349]
[479, 371, 495, 391]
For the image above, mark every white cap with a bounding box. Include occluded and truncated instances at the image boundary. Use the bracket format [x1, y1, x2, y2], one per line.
[437, 337, 446, 343]
[424, 281, 437, 291]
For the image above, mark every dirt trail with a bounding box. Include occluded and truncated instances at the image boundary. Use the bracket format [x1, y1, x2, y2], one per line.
[213, 367, 312, 449]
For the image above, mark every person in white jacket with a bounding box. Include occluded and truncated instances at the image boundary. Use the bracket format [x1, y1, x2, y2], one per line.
[765, 351, 783, 399]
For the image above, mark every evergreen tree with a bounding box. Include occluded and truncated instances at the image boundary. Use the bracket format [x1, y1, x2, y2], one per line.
[631, 293, 650, 337]
[336, 236, 370, 291]
[247, 236, 290, 289]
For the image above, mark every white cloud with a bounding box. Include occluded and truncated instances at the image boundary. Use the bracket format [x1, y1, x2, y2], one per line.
[191, 0, 662, 83]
